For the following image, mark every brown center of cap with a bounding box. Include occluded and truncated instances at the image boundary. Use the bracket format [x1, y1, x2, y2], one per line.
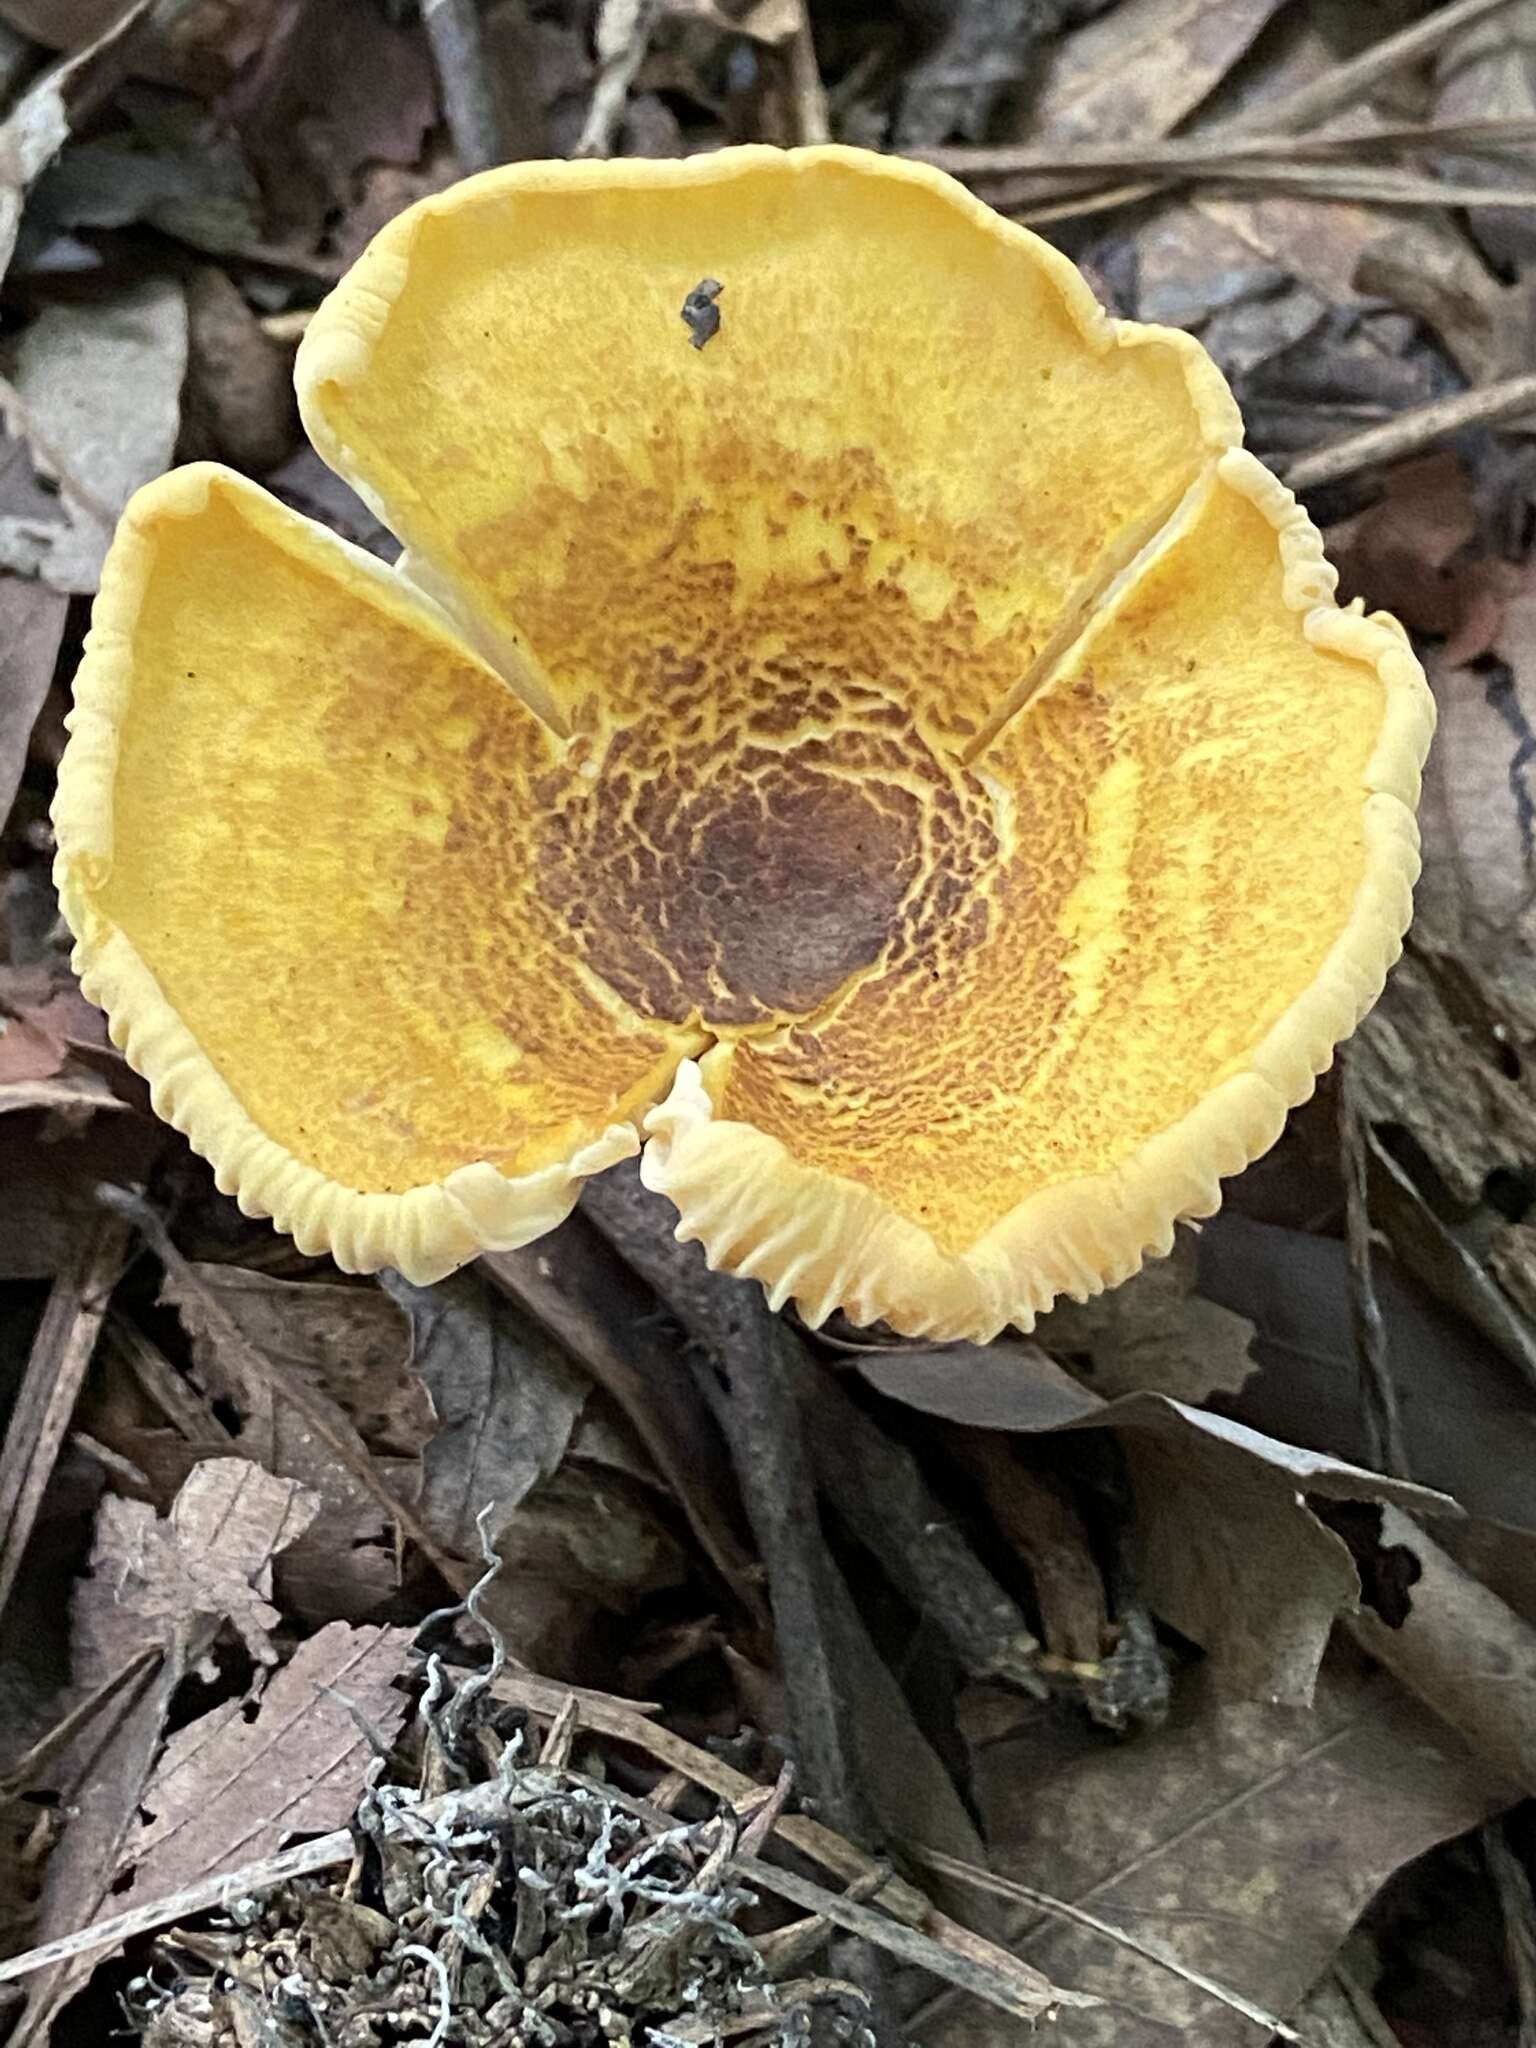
[538, 664, 1001, 1031]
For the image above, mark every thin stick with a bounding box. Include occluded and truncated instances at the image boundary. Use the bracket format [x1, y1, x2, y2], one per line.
[576, 0, 658, 159]
[735, 1855, 1081, 2024]
[1333, 1964, 1415, 2048]
[106, 1313, 234, 1445]
[704, 1303, 872, 1843]
[786, 1, 830, 145]
[992, 0, 1519, 227]
[1011, 164, 1536, 226]
[909, 1846, 1303, 2041]
[582, 1170, 1047, 1700]
[924, 114, 1536, 177]
[0, 1644, 161, 1799]
[1257, 0, 1517, 140]
[0, 1213, 130, 1624]
[1283, 371, 1536, 492]
[482, 1231, 767, 1631]
[578, 1175, 873, 1845]
[1341, 1062, 1409, 1480]
[421, 0, 505, 173]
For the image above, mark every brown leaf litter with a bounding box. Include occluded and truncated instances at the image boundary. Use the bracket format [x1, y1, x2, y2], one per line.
[9, 3, 1536, 2044]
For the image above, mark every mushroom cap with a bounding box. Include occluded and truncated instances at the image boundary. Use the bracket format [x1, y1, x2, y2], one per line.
[53, 146, 1432, 1336]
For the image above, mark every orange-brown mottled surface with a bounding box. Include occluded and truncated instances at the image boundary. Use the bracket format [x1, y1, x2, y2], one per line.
[303, 156, 1226, 748]
[707, 473, 1386, 1249]
[537, 635, 1001, 1029]
[98, 476, 699, 1193]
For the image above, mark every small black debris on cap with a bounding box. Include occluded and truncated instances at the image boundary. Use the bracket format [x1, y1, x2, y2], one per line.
[681, 277, 723, 350]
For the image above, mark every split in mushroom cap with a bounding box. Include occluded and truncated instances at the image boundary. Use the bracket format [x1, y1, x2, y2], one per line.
[52, 146, 1433, 1339]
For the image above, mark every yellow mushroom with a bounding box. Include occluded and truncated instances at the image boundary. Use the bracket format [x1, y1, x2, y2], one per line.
[52, 145, 1432, 1340]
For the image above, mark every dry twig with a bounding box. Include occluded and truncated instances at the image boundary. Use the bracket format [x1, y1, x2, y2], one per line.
[421, 0, 506, 173]
[965, 0, 1525, 226]
[0, 1213, 131, 1623]
[909, 1846, 1304, 2041]
[576, 0, 659, 158]
[786, 0, 830, 145]
[1284, 373, 1536, 492]
[1341, 1062, 1410, 1481]
[582, 1170, 1048, 1701]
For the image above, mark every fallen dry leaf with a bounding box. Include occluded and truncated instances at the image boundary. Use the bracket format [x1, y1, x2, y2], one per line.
[263, 442, 399, 561]
[1022, 0, 1289, 144]
[180, 265, 297, 472]
[0, 0, 126, 42]
[0, 280, 187, 593]
[21, 77, 265, 260]
[227, 0, 436, 261]
[17, 1460, 317, 2046]
[186, 1265, 430, 1455]
[0, 962, 114, 1054]
[0, 963, 119, 1105]
[82, 1455, 318, 1672]
[0, 1109, 163, 1279]
[1201, 1212, 1536, 1535]
[0, 573, 66, 835]
[860, 1340, 1099, 1431]
[1106, 1398, 1454, 1705]
[862, 1349, 1452, 1704]
[1330, 453, 1526, 665]
[0, 4, 157, 280]
[9, 0, 294, 79]
[1352, 1506, 1536, 1801]
[1413, 588, 1536, 941]
[1132, 202, 1330, 387]
[1353, 218, 1535, 387]
[1353, 929, 1536, 1208]
[384, 1266, 591, 1556]
[0, 1013, 64, 1086]
[927, 1647, 1513, 2048]
[0, 1066, 128, 1117]
[124, 1619, 414, 1899]
[488, 1210, 766, 1626]
[1031, 1232, 1257, 1405]
[166, 1263, 424, 1623]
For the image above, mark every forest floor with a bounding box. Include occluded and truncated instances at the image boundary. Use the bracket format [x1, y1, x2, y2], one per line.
[6, 1, 1536, 2043]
